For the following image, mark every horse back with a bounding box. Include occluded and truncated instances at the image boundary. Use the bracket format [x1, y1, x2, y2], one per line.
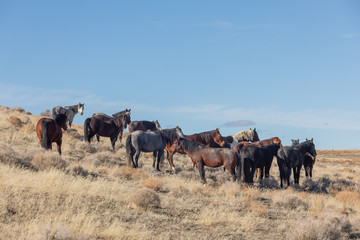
[131, 131, 166, 152]
[198, 148, 233, 168]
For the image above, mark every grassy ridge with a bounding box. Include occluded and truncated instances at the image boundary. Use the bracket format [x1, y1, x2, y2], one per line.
[0, 106, 359, 239]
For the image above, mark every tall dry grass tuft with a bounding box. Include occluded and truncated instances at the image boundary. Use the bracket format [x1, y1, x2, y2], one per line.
[0, 142, 34, 169]
[129, 188, 161, 210]
[7, 116, 24, 128]
[32, 151, 67, 170]
[141, 177, 164, 191]
[289, 213, 352, 240]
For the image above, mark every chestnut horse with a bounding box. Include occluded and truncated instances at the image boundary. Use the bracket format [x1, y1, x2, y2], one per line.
[36, 114, 68, 154]
[165, 128, 226, 171]
[128, 120, 162, 133]
[170, 137, 241, 184]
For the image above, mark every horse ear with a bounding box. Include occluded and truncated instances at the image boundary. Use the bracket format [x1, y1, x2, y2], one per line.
[216, 128, 219, 132]
[254, 128, 256, 131]
[250, 128, 252, 130]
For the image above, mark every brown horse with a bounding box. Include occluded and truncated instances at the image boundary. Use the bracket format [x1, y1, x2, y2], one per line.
[36, 114, 68, 154]
[304, 153, 315, 178]
[165, 128, 226, 171]
[84, 112, 131, 150]
[170, 137, 241, 184]
[128, 120, 161, 133]
[234, 137, 283, 179]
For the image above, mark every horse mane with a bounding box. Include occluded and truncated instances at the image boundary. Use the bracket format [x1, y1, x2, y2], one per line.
[180, 138, 204, 153]
[54, 114, 67, 126]
[159, 128, 179, 143]
[194, 129, 218, 141]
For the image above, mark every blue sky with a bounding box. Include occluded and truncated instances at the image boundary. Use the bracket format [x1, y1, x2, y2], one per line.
[1, 1, 359, 149]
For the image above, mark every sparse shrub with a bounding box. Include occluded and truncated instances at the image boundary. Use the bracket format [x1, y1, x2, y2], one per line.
[13, 106, 25, 113]
[276, 194, 308, 210]
[77, 142, 98, 153]
[32, 151, 67, 170]
[290, 214, 352, 240]
[19, 123, 35, 134]
[141, 177, 164, 191]
[71, 165, 89, 178]
[40, 109, 51, 117]
[7, 116, 23, 128]
[116, 165, 148, 180]
[335, 191, 360, 206]
[84, 152, 120, 167]
[129, 189, 161, 210]
[64, 128, 81, 139]
[0, 142, 34, 169]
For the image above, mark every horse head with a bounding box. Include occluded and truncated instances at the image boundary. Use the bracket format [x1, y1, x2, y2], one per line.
[153, 120, 162, 130]
[175, 126, 184, 138]
[291, 139, 300, 146]
[214, 128, 226, 147]
[272, 137, 283, 147]
[170, 136, 183, 153]
[252, 128, 260, 142]
[78, 103, 85, 115]
[55, 114, 68, 131]
[305, 138, 317, 158]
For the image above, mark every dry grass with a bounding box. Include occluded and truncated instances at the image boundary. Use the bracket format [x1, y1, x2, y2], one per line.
[0, 106, 359, 239]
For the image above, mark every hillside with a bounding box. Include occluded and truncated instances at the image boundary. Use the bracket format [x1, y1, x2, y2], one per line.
[0, 106, 359, 239]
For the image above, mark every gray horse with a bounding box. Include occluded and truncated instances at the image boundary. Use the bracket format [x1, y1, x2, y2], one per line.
[276, 138, 317, 188]
[52, 103, 84, 127]
[232, 128, 260, 142]
[126, 126, 184, 171]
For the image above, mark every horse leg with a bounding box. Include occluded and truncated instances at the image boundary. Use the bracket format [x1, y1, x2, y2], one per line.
[134, 151, 141, 168]
[197, 161, 206, 184]
[96, 135, 100, 142]
[225, 165, 236, 182]
[56, 140, 62, 155]
[156, 149, 164, 171]
[110, 136, 116, 151]
[309, 166, 313, 178]
[152, 151, 157, 168]
[260, 167, 265, 179]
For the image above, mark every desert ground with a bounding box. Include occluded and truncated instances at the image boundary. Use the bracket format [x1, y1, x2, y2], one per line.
[0, 106, 359, 240]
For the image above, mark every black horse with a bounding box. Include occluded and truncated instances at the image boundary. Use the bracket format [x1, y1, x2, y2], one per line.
[276, 139, 317, 188]
[84, 111, 131, 150]
[126, 126, 184, 171]
[240, 143, 280, 183]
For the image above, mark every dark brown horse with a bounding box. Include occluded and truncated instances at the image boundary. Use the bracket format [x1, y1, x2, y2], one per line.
[128, 120, 161, 133]
[170, 137, 241, 184]
[36, 114, 68, 154]
[165, 129, 226, 171]
[303, 152, 315, 178]
[84, 112, 131, 150]
[92, 109, 131, 142]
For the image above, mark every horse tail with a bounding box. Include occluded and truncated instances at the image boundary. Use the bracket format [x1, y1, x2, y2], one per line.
[41, 120, 51, 149]
[128, 122, 133, 133]
[125, 134, 135, 166]
[84, 118, 91, 142]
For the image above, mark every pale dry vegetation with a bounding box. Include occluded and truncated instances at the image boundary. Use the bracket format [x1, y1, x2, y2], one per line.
[0, 105, 359, 239]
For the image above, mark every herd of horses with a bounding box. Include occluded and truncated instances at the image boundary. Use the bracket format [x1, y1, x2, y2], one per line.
[35, 104, 317, 188]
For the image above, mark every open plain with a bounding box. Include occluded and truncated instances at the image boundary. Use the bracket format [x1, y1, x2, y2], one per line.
[0, 106, 359, 239]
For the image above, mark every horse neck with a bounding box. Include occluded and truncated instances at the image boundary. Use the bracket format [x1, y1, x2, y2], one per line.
[296, 142, 312, 155]
[180, 139, 201, 156]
